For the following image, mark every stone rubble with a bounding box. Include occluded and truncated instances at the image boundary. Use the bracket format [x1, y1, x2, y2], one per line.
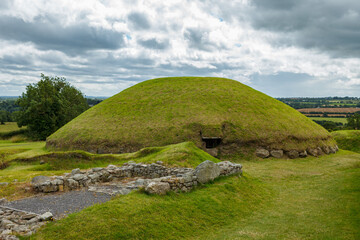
[0, 206, 53, 240]
[31, 160, 242, 195]
[256, 145, 339, 159]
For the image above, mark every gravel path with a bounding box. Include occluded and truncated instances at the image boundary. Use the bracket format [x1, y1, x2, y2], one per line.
[3, 190, 112, 218]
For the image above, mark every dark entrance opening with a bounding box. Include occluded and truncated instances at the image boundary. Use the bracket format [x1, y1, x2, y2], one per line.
[202, 137, 222, 148]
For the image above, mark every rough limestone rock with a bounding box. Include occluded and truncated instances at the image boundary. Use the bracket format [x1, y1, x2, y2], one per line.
[307, 148, 318, 157]
[299, 150, 308, 158]
[40, 212, 53, 221]
[287, 150, 299, 159]
[255, 148, 270, 158]
[145, 182, 170, 195]
[31, 176, 51, 186]
[329, 146, 336, 154]
[217, 161, 242, 175]
[322, 146, 331, 154]
[270, 150, 283, 158]
[194, 160, 221, 184]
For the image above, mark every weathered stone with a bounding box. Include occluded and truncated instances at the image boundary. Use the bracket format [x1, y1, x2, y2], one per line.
[0, 198, 7, 205]
[307, 148, 318, 157]
[270, 150, 283, 158]
[217, 161, 242, 175]
[39, 212, 53, 221]
[31, 176, 51, 186]
[322, 146, 330, 154]
[12, 224, 28, 233]
[287, 150, 299, 159]
[40, 182, 58, 193]
[316, 147, 324, 155]
[21, 213, 37, 220]
[255, 148, 269, 158]
[72, 174, 86, 181]
[0, 182, 9, 186]
[145, 182, 170, 195]
[39, 160, 45, 165]
[329, 146, 336, 154]
[92, 167, 103, 172]
[299, 150, 308, 158]
[194, 160, 221, 184]
[65, 179, 79, 190]
[71, 168, 81, 175]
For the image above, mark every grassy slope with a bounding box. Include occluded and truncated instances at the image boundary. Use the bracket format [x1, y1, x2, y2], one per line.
[48, 77, 333, 152]
[331, 130, 360, 153]
[29, 151, 360, 240]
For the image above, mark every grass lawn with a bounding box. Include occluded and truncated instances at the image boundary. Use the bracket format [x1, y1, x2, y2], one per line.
[0, 122, 25, 133]
[26, 150, 360, 240]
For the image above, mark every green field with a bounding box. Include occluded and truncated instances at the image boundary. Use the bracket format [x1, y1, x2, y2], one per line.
[309, 117, 347, 124]
[28, 150, 360, 240]
[0, 140, 358, 239]
[0, 122, 25, 133]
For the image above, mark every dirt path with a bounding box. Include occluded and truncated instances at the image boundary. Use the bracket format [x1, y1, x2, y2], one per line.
[2, 190, 112, 219]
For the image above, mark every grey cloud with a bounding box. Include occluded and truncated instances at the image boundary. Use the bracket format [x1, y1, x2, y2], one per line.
[0, 15, 125, 55]
[249, 0, 360, 57]
[137, 38, 169, 49]
[184, 28, 224, 51]
[128, 12, 151, 30]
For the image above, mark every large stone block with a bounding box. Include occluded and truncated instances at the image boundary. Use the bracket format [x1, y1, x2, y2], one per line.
[145, 182, 170, 195]
[194, 160, 220, 184]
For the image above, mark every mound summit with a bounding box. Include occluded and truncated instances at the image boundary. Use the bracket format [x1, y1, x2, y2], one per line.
[47, 77, 335, 156]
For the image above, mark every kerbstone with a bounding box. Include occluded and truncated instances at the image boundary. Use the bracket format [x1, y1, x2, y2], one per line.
[194, 160, 221, 184]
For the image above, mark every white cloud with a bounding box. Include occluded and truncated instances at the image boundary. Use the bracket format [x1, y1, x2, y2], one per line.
[0, 0, 359, 97]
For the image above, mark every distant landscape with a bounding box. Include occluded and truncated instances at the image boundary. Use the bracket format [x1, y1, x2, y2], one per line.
[278, 97, 360, 131]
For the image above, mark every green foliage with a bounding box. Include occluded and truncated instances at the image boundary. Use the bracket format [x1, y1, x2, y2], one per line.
[16, 74, 89, 140]
[347, 113, 360, 130]
[0, 110, 7, 124]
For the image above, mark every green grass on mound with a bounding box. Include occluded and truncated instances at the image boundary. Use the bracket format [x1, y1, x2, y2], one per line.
[47, 77, 334, 153]
[28, 151, 360, 240]
[332, 130, 360, 153]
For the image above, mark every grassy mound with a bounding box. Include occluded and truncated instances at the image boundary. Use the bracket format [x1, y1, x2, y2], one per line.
[331, 130, 360, 153]
[47, 77, 334, 154]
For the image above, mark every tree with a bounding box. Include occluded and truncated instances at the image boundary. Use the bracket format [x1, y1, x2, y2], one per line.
[0, 110, 7, 124]
[16, 74, 89, 140]
[347, 113, 360, 130]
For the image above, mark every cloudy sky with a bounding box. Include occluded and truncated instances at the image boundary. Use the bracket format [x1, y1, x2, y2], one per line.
[0, 0, 360, 97]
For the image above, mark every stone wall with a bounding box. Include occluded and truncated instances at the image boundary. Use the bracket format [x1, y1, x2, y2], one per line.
[0, 205, 53, 240]
[31, 160, 243, 195]
[255, 145, 339, 159]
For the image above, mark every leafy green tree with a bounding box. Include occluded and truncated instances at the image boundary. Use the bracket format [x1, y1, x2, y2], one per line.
[347, 113, 360, 130]
[0, 110, 7, 124]
[16, 74, 89, 140]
